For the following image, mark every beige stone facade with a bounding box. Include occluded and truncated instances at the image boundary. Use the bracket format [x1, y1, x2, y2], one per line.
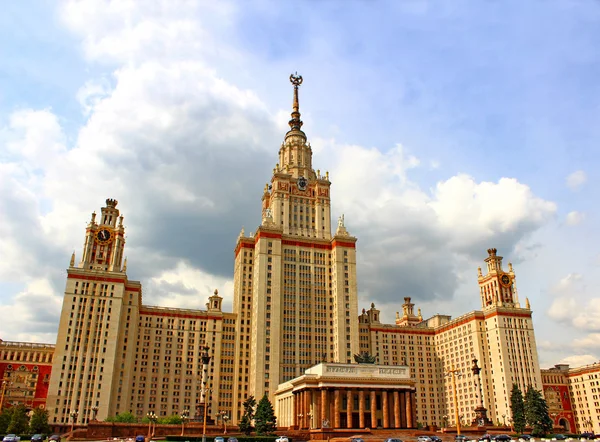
[358, 249, 542, 428]
[46, 76, 543, 430]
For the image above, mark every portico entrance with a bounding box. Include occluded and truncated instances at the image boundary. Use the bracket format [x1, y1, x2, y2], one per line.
[275, 362, 417, 430]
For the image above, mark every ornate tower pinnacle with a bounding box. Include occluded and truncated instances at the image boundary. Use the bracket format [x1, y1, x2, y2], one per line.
[288, 72, 304, 132]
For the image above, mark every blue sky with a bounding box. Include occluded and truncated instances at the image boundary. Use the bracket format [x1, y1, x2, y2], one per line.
[1, 0, 599, 368]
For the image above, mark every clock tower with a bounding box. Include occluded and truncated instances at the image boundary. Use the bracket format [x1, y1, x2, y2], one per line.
[478, 247, 519, 309]
[47, 199, 141, 424]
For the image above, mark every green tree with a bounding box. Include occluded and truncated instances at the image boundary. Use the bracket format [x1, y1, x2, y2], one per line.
[7, 405, 29, 434]
[524, 386, 553, 437]
[29, 407, 51, 434]
[0, 407, 14, 433]
[106, 412, 137, 423]
[510, 383, 526, 434]
[238, 396, 256, 436]
[157, 415, 182, 424]
[254, 394, 277, 435]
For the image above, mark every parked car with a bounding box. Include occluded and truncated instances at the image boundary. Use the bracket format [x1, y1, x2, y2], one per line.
[553, 436, 567, 441]
[276, 437, 289, 442]
[518, 436, 531, 441]
[3, 435, 20, 442]
[350, 438, 363, 442]
[455, 436, 470, 442]
[417, 437, 432, 442]
[431, 437, 442, 442]
[31, 435, 44, 442]
[227, 438, 239, 442]
[479, 434, 493, 442]
[48, 436, 60, 442]
[385, 438, 403, 442]
[214, 437, 225, 442]
[135, 436, 145, 442]
[494, 435, 512, 442]
[581, 433, 596, 440]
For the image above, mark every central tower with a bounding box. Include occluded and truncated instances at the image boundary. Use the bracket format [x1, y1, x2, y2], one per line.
[231, 75, 359, 418]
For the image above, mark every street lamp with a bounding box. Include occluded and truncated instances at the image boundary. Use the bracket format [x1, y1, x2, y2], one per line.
[90, 405, 99, 421]
[146, 412, 157, 438]
[471, 357, 490, 426]
[180, 409, 189, 436]
[445, 365, 463, 436]
[223, 414, 229, 434]
[0, 379, 9, 411]
[200, 345, 212, 442]
[70, 410, 79, 434]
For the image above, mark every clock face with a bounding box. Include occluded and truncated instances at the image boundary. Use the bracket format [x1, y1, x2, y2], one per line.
[501, 274, 510, 286]
[297, 176, 308, 191]
[96, 228, 113, 244]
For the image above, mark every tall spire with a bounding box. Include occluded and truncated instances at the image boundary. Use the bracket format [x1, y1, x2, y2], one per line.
[288, 72, 303, 131]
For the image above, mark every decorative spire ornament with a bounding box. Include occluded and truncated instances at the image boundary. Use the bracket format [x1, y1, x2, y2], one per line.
[288, 72, 304, 131]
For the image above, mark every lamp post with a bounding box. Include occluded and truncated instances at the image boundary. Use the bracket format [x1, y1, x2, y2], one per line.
[445, 365, 462, 436]
[70, 410, 79, 434]
[298, 413, 304, 430]
[223, 414, 229, 434]
[90, 405, 99, 421]
[180, 409, 189, 436]
[200, 345, 212, 442]
[550, 412, 558, 429]
[147, 411, 157, 439]
[471, 357, 490, 426]
[0, 379, 8, 410]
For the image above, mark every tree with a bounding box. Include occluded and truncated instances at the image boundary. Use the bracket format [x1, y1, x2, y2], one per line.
[510, 384, 526, 434]
[0, 407, 14, 433]
[254, 394, 277, 435]
[105, 412, 136, 423]
[29, 407, 51, 434]
[7, 405, 29, 434]
[524, 386, 553, 437]
[238, 396, 256, 436]
[157, 415, 182, 424]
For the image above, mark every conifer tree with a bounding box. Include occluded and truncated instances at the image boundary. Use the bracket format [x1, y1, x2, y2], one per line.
[524, 385, 553, 437]
[254, 394, 277, 435]
[239, 395, 256, 435]
[510, 383, 526, 434]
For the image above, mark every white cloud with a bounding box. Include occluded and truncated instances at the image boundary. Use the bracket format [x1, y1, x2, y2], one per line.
[566, 211, 585, 226]
[566, 170, 587, 191]
[0, 278, 63, 342]
[558, 354, 599, 367]
[573, 334, 600, 349]
[547, 274, 600, 332]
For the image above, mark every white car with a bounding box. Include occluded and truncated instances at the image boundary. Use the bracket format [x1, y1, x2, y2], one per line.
[276, 437, 289, 442]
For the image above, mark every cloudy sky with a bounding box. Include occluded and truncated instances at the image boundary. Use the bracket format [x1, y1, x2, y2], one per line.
[1, 0, 599, 368]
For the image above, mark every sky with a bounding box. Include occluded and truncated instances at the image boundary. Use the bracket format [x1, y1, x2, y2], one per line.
[0, 0, 599, 369]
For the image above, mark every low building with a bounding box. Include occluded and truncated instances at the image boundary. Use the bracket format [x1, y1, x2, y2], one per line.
[274, 362, 416, 430]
